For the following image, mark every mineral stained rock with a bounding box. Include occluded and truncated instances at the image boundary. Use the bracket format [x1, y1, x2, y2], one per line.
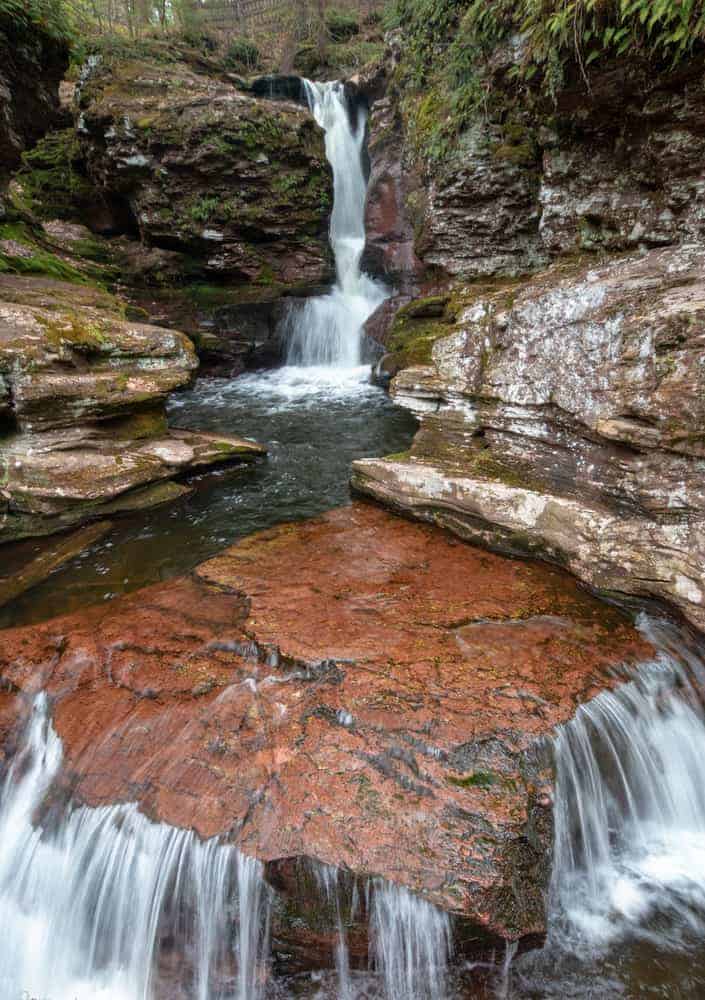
[0, 503, 651, 942]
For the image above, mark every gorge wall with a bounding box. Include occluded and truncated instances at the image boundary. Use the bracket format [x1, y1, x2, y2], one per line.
[353, 32, 705, 634]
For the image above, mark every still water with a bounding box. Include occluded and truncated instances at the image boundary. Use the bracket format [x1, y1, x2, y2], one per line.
[0, 367, 416, 628]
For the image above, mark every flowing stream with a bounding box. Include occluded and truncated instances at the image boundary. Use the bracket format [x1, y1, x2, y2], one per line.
[4, 78, 705, 1000]
[0, 81, 412, 629]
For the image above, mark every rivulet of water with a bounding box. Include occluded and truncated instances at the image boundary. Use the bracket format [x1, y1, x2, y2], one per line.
[514, 619, 705, 998]
[283, 80, 388, 368]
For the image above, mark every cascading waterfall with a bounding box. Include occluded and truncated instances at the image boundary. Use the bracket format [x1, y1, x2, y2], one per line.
[0, 695, 271, 1000]
[370, 878, 452, 1000]
[1, 696, 455, 999]
[548, 618, 705, 956]
[282, 80, 388, 369]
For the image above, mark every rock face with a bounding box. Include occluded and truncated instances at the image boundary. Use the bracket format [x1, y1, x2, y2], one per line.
[77, 54, 333, 286]
[0, 503, 651, 945]
[353, 244, 705, 633]
[0, 12, 68, 187]
[361, 49, 705, 286]
[0, 275, 265, 541]
[354, 39, 705, 633]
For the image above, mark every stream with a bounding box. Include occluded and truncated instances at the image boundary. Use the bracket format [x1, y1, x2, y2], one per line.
[2, 77, 705, 1000]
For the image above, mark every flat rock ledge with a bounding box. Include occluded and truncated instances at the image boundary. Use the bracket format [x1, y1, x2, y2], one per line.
[353, 245, 705, 635]
[0, 275, 265, 541]
[0, 502, 651, 951]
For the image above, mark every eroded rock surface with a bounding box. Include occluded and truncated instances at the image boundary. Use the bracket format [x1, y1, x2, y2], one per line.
[361, 48, 705, 286]
[77, 54, 333, 286]
[0, 503, 651, 942]
[0, 275, 265, 540]
[353, 244, 705, 632]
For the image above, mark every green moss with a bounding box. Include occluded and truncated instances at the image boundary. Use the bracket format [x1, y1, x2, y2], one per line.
[17, 129, 96, 222]
[387, 300, 454, 368]
[187, 195, 221, 224]
[448, 770, 499, 789]
[37, 311, 110, 351]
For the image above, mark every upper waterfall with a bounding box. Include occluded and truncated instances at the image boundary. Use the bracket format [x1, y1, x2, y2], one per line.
[283, 80, 388, 369]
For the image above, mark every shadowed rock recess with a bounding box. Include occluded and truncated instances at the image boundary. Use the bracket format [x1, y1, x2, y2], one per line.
[0, 504, 650, 946]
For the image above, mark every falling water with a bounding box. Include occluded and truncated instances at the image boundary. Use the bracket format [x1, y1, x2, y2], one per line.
[0, 696, 271, 1000]
[370, 878, 452, 1000]
[548, 618, 705, 955]
[283, 80, 388, 369]
[310, 861, 356, 998]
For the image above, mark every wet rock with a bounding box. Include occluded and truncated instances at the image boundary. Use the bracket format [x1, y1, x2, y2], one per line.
[363, 90, 425, 291]
[0, 521, 112, 609]
[0, 275, 265, 541]
[0, 503, 651, 942]
[352, 244, 705, 633]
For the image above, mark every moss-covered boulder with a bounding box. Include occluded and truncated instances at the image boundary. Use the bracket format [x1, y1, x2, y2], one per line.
[76, 54, 334, 286]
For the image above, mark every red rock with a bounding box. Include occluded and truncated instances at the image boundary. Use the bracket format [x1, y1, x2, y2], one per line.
[0, 502, 652, 941]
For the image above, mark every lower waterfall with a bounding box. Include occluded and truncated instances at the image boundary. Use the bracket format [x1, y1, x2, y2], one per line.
[282, 80, 388, 370]
[0, 698, 454, 999]
[515, 619, 705, 996]
[549, 618, 705, 954]
[0, 695, 271, 1000]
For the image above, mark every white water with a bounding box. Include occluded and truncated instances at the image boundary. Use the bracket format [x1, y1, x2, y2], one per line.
[370, 879, 452, 999]
[282, 80, 388, 372]
[0, 697, 455, 999]
[549, 618, 705, 956]
[0, 696, 270, 1000]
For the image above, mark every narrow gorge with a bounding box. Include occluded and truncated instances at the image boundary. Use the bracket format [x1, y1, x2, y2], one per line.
[2, 1, 705, 997]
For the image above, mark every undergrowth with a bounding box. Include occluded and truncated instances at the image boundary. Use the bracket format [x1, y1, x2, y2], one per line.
[387, 0, 705, 160]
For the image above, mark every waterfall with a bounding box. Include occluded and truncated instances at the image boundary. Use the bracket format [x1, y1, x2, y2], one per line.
[283, 80, 388, 369]
[310, 860, 355, 998]
[370, 878, 452, 1000]
[0, 696, 271, 1000]
[548, 618, 705, 956]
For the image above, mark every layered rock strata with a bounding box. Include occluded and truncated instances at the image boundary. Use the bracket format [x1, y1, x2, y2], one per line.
[0, 503, 651, 945]
[0, 275, 264, 541]
[361, 49, 705, 289]
[76, 54, 333, 286]
[353, 244, 705, 632]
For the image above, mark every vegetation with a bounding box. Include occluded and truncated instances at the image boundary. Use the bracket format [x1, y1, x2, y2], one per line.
[224, 37, 262, 72]
[0, 0, 72, 42]
[387, 0, 705, 160]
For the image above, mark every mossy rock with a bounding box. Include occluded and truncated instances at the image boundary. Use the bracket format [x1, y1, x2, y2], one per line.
[17, 129, 98, 222]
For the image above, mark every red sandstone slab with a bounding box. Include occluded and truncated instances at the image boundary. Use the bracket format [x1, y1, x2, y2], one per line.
[0, 502, 652, 938]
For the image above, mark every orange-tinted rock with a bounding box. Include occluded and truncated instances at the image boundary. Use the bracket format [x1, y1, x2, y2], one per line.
[0, 502, 652, 940]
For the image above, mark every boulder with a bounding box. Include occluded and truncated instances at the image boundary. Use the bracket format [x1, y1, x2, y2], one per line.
[0, 503, 651, 944]
[77, 54, 333, 286]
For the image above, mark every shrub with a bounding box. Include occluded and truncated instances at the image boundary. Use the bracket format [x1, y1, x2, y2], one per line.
[224, 37, 262, 72]
[325, 8, 360, 41]
[392, 0, 705, 160]
[0, 0, 72, 43]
